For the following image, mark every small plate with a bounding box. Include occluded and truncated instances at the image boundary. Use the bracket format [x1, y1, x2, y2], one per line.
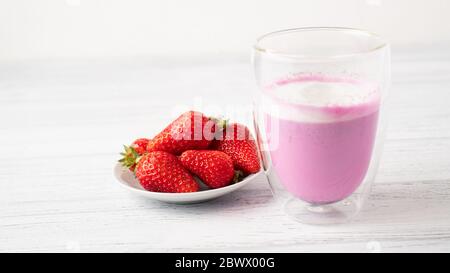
[114, 163, 263, 204]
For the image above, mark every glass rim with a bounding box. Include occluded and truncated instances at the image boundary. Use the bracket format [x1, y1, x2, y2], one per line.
[253, 27, 389, 59]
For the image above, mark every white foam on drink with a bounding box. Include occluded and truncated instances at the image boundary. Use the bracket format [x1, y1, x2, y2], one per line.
[272, 81, 376, 107]
[261, 78, 380, 123]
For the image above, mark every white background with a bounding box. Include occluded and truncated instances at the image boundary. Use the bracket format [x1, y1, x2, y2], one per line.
[0, 0, 450, 60]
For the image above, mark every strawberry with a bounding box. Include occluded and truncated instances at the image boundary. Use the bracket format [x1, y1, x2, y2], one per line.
[135, 151, 199, 193]
[130, 138, 150, 155]
[147, 111, 217, 155]
[213, 123, 261, 175]
[180, 150, 235, 189]
[119, 138, 150, 171]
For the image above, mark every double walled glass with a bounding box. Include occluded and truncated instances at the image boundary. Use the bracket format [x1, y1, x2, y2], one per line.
[252, 27, 390, 224]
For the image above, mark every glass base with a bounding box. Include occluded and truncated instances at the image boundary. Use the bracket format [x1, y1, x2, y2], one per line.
[283, 195, 360, 225]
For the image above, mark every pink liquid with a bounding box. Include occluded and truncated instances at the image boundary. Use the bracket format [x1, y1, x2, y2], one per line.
[264, 75, 379, 204]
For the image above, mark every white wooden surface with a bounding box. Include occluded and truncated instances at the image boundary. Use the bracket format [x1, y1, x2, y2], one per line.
[1, 47, 450, 253]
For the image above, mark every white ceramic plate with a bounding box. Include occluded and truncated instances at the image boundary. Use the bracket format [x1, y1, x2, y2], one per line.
[114, 163, 263, 204]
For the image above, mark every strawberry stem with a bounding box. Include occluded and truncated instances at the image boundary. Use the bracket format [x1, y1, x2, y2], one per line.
[119, 145, 141, 170]
[210, 116, 228, 131]
[233, 170, 245, 183]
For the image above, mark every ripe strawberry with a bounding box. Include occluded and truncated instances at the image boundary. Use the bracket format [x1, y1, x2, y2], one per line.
[213, 123, 261, 175]
[119, 138, 150, 171]
[135, 151, 199, 193]
[147, 111, 217, 155]
[180, 150, 235, 189]
[130, 138, 150, 155]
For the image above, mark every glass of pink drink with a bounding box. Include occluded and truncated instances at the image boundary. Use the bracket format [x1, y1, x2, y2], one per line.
[253, 28, 390, 224]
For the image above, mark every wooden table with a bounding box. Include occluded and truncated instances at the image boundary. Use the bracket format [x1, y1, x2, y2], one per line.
[1, 47, 450, 252]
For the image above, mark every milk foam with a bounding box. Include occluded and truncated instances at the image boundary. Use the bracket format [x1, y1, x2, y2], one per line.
[262, 76, 380, 123]
[270, 81, 377, 107]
